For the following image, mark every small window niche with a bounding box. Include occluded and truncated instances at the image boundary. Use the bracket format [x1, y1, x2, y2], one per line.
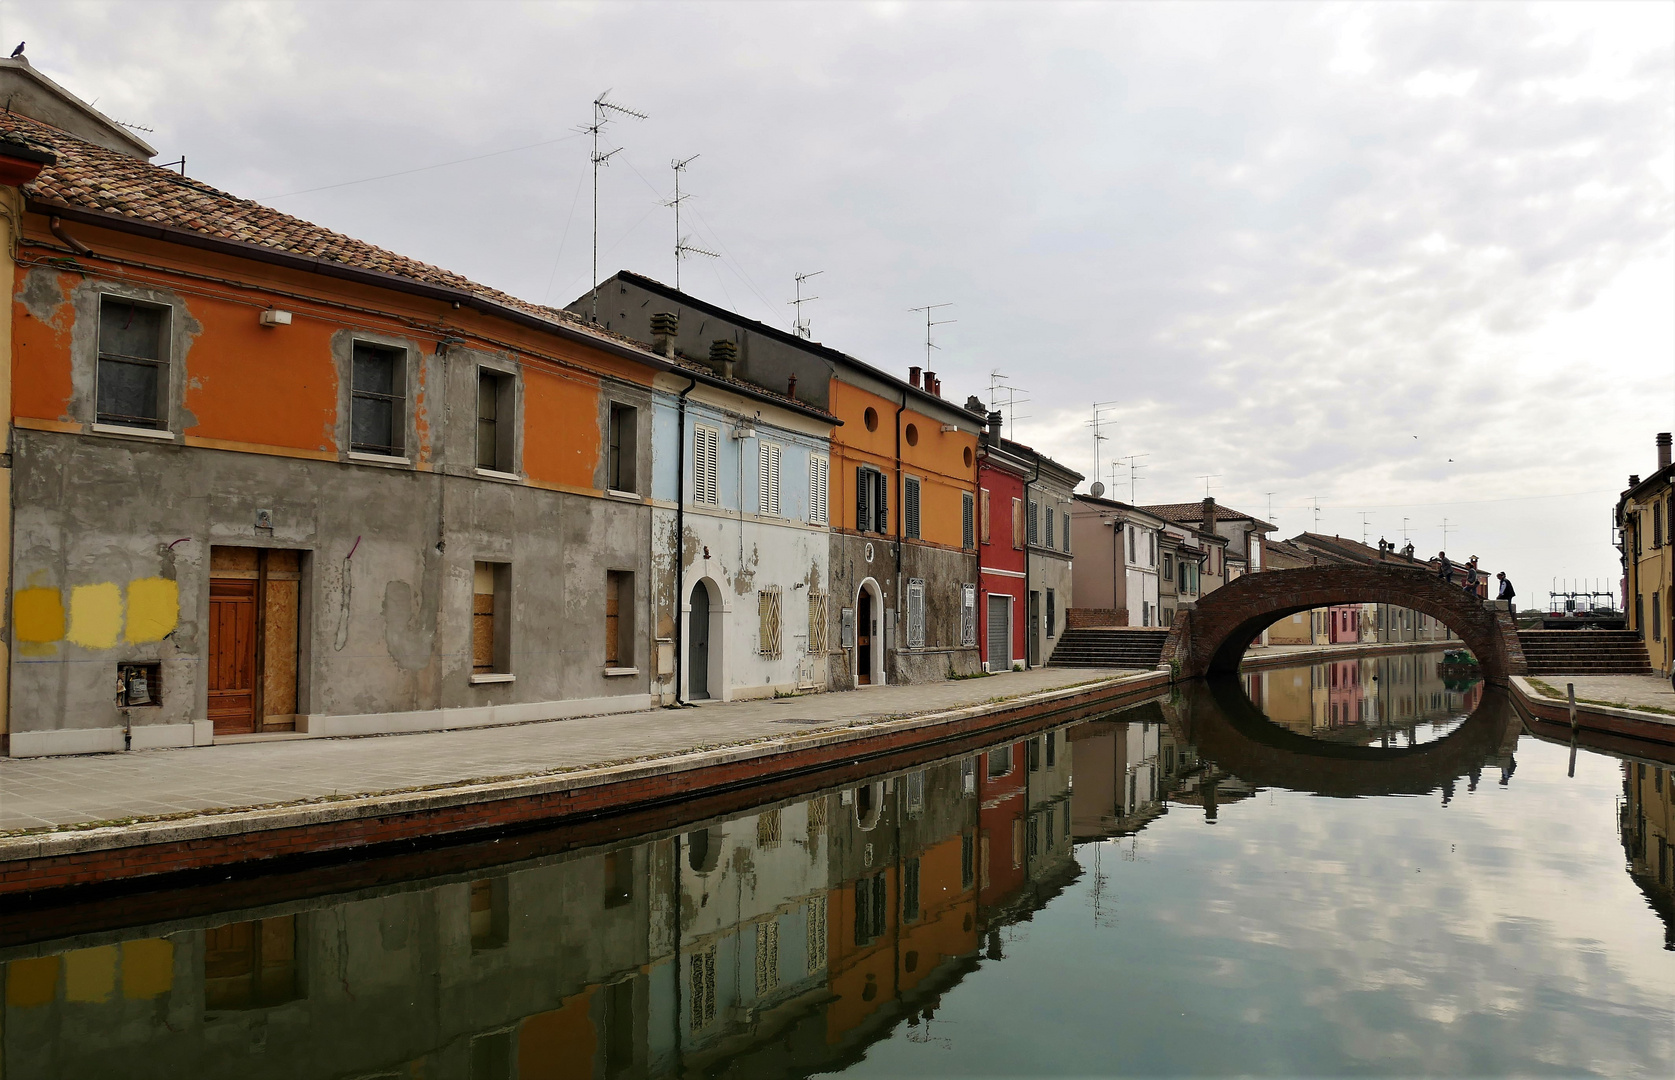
[608, 402, 639, 494]
[471, 562, 513, 683]
[605, 570, 636, 671]
[96, 296, 170, 430]
[468, 877, 509, 951]
[117, 661, 163, 708]
[476, 367, 516, 474]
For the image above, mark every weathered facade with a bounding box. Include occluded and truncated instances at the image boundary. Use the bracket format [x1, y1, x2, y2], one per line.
[1003, 434, 1080, 667]
[976, 416, 1027, 671]
[1068, 495, 1171, 627]
[1618, 432, 1674, 676]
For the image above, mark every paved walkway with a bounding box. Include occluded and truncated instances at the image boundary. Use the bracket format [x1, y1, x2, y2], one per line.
[0, 667, 1132, 836]
[1523, 673, 1675, 715]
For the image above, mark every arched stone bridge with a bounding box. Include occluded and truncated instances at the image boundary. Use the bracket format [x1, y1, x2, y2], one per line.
[1161, 564, 1528, 685]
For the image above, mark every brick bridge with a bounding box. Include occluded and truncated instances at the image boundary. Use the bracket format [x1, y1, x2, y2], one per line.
[1167, 678, 1521, 799]
[1161, 564, 1528, 685]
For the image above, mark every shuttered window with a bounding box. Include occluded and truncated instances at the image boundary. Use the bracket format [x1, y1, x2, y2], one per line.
[1045, 507, 1055, 550]
[1012, 499, 1024, 550]
[980, 488, 991, 544]
[758, 586, 783, 657]
[906, 578, 926, 648]
[693, 425, 720, 505]
[809, 455, 830, 525]
[961, 584, 977, 647]
[1028, 501, 1039, 545]
[962, 492, 975, 549]
[808, 589, 828, 652]
[1064, 509, 1072, 553]
[905, 477, 922, 540]
[758, 442, 782, 516]
[856, 467, 887, 533]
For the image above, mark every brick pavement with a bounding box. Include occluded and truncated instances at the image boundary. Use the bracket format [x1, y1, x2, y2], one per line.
[0, 667, 1131, 836]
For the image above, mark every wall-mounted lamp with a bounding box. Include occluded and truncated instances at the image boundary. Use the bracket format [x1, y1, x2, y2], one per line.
[258, 309, 293, 327]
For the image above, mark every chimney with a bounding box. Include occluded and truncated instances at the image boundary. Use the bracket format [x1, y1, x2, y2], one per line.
[708, 339, 738, 381]
[1202, 496, 1216, 529]
[1630, 474, 1641, 488]
[1660, 432, 1672, 471]
[786, 373, 797, 399]
[985, 410, 1003, 443]
[649, 311, 679, 358]
[909, 366, 922, 388]
[925, 371, 938, 397]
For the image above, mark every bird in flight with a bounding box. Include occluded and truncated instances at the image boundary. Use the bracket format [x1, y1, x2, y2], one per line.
[9, 43, 23, 59]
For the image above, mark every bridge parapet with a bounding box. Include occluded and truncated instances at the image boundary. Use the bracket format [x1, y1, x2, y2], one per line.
[1162, 564, 1525, 685]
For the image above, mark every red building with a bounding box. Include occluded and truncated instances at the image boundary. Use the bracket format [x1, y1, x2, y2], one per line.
[977, 414, 1029, 671]
[977, 741, 1029, 912]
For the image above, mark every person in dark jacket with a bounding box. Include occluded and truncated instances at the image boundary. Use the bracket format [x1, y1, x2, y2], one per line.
[1437, 552, 1453, 583]
[1464, 556, 1481, 593]
[1496, 572, 1515, 602]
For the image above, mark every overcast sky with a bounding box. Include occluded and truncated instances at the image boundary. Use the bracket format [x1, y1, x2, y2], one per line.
[8, 2, 1672, 602]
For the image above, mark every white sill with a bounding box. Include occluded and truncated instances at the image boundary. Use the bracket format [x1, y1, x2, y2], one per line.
[603, 667, 640, 677]
[469, 672, 515, 685]
[606, 489, 643, 501]
[349, 450, 412, 467]
[474, 467, 521, 482]
[91, 422, 176, 441]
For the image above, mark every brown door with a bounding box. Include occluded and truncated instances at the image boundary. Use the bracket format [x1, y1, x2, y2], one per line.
[209, 578, 258, 734]
[857, 590, 874, 685]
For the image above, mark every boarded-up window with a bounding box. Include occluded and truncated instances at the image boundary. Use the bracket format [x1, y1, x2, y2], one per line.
[980, 488, 992, 544]
[477, 368, 515, 472]
[758, 586, 783, 657]
[961, 584, 977, 647]
[608, 402, 638, 492]
[809, 454, 830, 525]
[606, 570, 634, 667]
[906, 578, 926, 649]
[963, 491, 975, 549]
[808, 589, 829, 653]
[1012, 498, 1024, 550]
[472, 562, 505, 675]
[904, 477, 922, 540]
[693, 425, 720, 505]
[203, 916, 298, 1011]
[758, 441, 782, 516]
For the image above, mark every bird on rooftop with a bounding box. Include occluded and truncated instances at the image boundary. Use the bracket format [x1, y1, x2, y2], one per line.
[9, 43, 23, 59]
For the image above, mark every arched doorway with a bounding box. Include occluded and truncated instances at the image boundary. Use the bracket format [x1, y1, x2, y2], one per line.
[689, 581, 712, 699]
[856, 578, 884, 686]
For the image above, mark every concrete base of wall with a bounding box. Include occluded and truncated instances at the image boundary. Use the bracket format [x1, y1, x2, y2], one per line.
[11, 720, 214, 758]
[296, 693, 655, 739]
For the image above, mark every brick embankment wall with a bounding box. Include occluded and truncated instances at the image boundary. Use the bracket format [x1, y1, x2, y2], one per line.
[1067, 608, 1128, 628]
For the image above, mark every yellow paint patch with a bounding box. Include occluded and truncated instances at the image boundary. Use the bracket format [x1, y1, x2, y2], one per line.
[67, 583, 122, 650]
[121, 938, 174, 999]
[13, 586, 65, 642]
[63, 945, 117, 1003]
[5, 956, 59, 1007]
[125, 578, 179, 643]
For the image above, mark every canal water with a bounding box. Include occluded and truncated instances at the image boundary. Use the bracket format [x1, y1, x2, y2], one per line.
[3, 649, 1671, 1078]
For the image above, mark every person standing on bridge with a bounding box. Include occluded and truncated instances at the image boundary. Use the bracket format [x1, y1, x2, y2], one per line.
[1464, 556, 1481, 594]
[1497, 572, 1515, 603]
[1437, 551, 1453, 584]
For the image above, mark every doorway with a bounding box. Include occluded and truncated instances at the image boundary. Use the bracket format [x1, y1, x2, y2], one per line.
[987, 595, 1011, 672]
[689, 581, 711, 700]
[1028, 591, 1041, 667]
[857, 588, 874, 685]
[208, 547, 302, 735]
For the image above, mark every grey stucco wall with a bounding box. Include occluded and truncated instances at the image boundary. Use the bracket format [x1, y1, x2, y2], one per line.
[826, 533, 979, 689]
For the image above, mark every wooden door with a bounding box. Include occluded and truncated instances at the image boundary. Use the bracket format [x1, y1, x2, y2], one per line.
[209, 578, 259, 733]
[857, 591, 874, 685]
[689, 583, 710, 699]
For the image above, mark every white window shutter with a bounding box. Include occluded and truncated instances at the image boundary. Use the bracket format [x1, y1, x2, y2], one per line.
[769, 443, 782, 515]
[759, 443, 771, 515]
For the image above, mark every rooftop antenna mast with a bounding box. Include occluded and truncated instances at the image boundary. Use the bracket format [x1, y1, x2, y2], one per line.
[585, 90, 647, 323]
[1311, 497, 1322, 531]
[1402, 517, 1412, 544]
[668, 154, 717, 290]
[1360, 512, 1373, 545]
[789, 271, 823, 339]
[987, 369, 1031, 440]
[1198, 474, 1221, 497]
[1440, 517, 1456, 550]
[1086, 401, 1119, 492]
[909, 303, 955, 366]
[1266, 492, 1277, 527]
[1118, 454, 1150, 503]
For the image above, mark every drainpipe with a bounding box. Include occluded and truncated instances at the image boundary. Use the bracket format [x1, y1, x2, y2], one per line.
[894, 389, 908, 672]
[1023, 453, 1040, 665]
[674, 376, 697, 704]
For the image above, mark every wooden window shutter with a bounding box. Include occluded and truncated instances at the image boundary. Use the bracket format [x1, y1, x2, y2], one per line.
[1028, 501, 1038, 545]
[810, 456, 829, 525]
[980, 489, 991, 544]
[769, 443, 781, 515]
[1012, 498, 1024, 550]
[875, 471, 888, 533]
[962, 492, 974, 549]
[905, 478, 921, 540]
[856, 467, 870, 532]
[759, 443, 771, 515]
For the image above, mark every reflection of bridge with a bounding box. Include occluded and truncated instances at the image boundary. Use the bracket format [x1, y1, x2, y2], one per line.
[1162, 565, 1527, 685]
[1166, 678, 1521, 799]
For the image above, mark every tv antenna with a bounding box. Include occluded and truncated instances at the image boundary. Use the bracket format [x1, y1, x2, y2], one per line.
[987, 370, 1031, 440]
[1197, 474, 1221, 497]
[667, 155, 717, 290]
[1086, 401, 1119, 491]
[789, 271, 823, 339]
[1359, 512, 1373, 545]
[1440, 517, 1456, 550]
[1311, 496, 1323, 531]
[909, 303, 955, 367]
[583, 90, 647, 323]
[1266, 492, 1277, 526]
[1402, 517, 1411, 543]
[1118, 454, 1150, 503]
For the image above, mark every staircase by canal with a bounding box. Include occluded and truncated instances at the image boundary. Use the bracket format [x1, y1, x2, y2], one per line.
[1048, 627, 1170, 669]
[1515, 629, 1653, 675]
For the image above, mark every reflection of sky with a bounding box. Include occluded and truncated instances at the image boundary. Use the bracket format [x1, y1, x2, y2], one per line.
[843, 735, 1674, 1077]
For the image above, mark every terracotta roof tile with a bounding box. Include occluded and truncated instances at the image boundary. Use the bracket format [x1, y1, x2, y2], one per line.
[1140, 501, 1275, 530]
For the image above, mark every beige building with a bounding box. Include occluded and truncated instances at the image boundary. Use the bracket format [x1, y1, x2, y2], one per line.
[1618, 433, 1673, 676]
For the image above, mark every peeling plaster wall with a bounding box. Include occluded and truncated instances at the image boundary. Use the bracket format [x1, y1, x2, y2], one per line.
[827, 534, 980, 690]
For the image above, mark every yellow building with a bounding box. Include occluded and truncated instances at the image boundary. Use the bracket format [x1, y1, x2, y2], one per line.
[1618, 432, 1673, 676]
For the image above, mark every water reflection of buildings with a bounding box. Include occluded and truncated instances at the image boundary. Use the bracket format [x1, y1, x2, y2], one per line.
[1622, 758, 1675, 950]
[1243, 651, 1484, 746]
[0, 728, 1078, 1079]
[1070, 702, 1253, 834]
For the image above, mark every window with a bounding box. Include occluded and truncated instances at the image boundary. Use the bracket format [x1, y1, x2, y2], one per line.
[472, 562, 510, 677]
[854, 873, 889, 944]
[1029, 738, 1042, 772]
[904, 476, 922, 539]
[902, 857, 922, 923]
[1012, 498, 1024, 550]
[1127, 526, 1136, 564]
[758, 585, 783, 657]
[1045, 507, 1055, 549]
[603, 850, 634, 908]
[962, 491, 975, 549]
[1063, 509, 1071, 553]
[809, 454, 830, 525]
[1657, 502, 1666, 548]
[1163, 553, 1174, 578]
[689, 947, 717, 1030]
[203, 916, 299, 1011]
[477, 368, 515, 472]
[469, 878, 508, 950]
[980, 488, 992, 544]
[808, 588, 828, 652]
[906, 578, 925, 648]
[805, 896, 828, 973]
[856, 467, 888, 533]
[961, 584, 977, 647]
[1047, 588, 1056, 637]
[758, 441, 782, 516]
[756, 808, 782, 847]
[351, 342, 406, 456]
[987, 745, 1011, 778]
[961, 832, 976, 888]
[693, 425, 720, 505]
[755, 919, 780, 997]
[607, 402, 637, 491]
[1028, 501, 1039, 545]
[96, 296, 169, 429]
[1046, 730, 1057, 767]
[1655, 592, 1663, 642]
[606, 570, 634, 667]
